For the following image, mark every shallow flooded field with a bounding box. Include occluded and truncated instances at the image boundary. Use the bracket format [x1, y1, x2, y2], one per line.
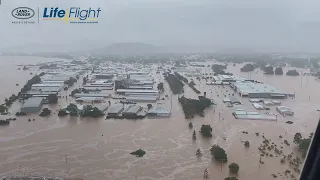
[0, 56, 318, 180]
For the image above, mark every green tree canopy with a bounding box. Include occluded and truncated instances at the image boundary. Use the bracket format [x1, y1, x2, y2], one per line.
[48, 94, 58, 104]
[200, 125, 212, 137]
[210, 145, 228, 163]
[229, 163, 240, 174]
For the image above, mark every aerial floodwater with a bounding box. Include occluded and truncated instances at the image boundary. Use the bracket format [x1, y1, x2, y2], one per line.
[0, 55, 318, 180]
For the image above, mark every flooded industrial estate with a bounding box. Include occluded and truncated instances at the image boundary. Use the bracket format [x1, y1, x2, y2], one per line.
[0, 55, 319, 180]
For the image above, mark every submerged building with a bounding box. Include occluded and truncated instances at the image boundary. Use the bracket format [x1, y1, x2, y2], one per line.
[230, 82, 287, 99]
[20, 97, 44, 113]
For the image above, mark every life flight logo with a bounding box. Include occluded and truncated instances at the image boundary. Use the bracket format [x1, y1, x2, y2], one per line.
[42, 7, 101, 24]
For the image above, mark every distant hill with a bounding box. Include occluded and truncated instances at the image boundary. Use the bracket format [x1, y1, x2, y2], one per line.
[94, 42, 158, 55]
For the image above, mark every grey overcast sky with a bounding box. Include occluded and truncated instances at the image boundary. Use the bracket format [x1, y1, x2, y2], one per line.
[0, 0, 320, 52]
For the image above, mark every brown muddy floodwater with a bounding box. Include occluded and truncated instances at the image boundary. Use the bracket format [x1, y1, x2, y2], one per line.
[0, 56, 319, 180]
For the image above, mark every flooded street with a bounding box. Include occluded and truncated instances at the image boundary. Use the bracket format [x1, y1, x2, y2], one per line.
[0, 56, 319, 180]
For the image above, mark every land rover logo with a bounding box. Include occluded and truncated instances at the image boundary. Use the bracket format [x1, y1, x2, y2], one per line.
[12, 7, 35, 19]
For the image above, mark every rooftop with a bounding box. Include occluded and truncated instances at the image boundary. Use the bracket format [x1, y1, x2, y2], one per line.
[108, 105, 124, 114]
[21, 97, 44, 108]
[117, 89, 158, 93]
[232, 82, 285, 95]
[123, 105, 142, 114]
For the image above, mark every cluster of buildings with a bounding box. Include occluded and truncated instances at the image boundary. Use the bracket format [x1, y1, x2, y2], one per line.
[107, 104, 171, 118]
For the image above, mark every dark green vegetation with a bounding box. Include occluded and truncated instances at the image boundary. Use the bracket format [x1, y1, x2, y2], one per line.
[196, 149, 202, 157]
[58, 109, 68, 117]
[211, 64, 232, 75]
[188, 122, 193, 128]
[213, 54, 316, 69]
[19, 75, 41, 95]
[228, 163, 240, 174]
[157, 82, 164, 92]
[240, 63, 255, 72]
[188, 81, 201, 94]
[275, 67, 284, 75]
[130, 149, 146, 157]
[192, 130, 196, 140]
[294, 132, 312, 157]
[64, 77, 77, 87]
[225, 177, 238, 180]
[200, 125, 212, 137]
[0, 120, 10, 125]
[15, 112, 27, 116]
[178, 96, 212, 119]
[286, 70, 299, 76]
[210, 145, 228, 163]
[244, 141, 250, 147]
[3, 94, 18, 107]
[174, 72, 188, 83]
[0, 105, 7, 113]
[39, 108, 51, 117]
[147, 104, 153, 109]
[165, 73, 184, 94]
[66, 103, 79, 116]
[80, 105, 104, 118]
[263, 66, 274, 75]
[48, 94, 58, 104]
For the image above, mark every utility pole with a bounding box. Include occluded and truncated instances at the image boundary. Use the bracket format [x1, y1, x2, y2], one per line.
[65, 154, 68, 163]
[259, 156, 262, 168]
[300, 71, 303, 87]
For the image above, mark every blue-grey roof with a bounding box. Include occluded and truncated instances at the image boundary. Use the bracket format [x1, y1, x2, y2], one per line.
[233, 82, 285, 95]
[21, 97, 43, 108]
[123, 105, 142, 114]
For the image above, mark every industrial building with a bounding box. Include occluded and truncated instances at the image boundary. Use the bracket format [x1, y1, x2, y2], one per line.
[76, 97, 104, 103]
[20, 97, 44, 113]
[74, 93, 110, 98]
[107, 105, 124, 116]
[252, 103, 265, 110]
[32, 83, 63, 88]
[276, 106, 294, 116]
[122, 105, 142, 116]
[230, 82, 287, 99]
[233, 109, 277, 121]
[93, 73, 114, 79]
[207, 75, 252, 85]
[116, 89, 159, 95]
[147, 106, 171, 117]
[125, 96, 157, 102]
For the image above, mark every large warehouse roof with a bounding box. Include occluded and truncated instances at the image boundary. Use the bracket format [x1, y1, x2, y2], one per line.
[117, 89, 158, 93]
[232, 82, 285, 95]
[21, 97, 44, 108]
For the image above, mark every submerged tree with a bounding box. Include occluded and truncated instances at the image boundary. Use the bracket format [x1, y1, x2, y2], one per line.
[192, 130, 197, 140]
[189, 122, 193, 129]
[196, 149, 202, 157]
[157, 82, 164, 92]
[294, 133, 302, 144]
[203, 168, 209, 179]
[229, 163, 240, 174]
[244, 141, 250, 148]
[210, 145, 228, 163]
[200, 125, 212, 137]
